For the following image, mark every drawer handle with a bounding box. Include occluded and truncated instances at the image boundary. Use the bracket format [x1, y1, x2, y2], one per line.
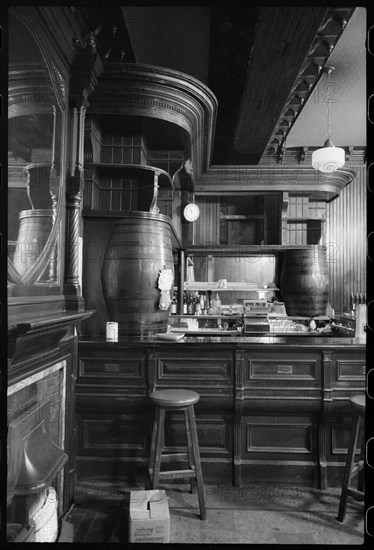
[104, 363, 120, 373]
[278, 365, 293, 374]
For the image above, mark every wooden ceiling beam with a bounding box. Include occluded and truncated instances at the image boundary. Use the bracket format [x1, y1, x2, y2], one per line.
[228, 6, 355, 165]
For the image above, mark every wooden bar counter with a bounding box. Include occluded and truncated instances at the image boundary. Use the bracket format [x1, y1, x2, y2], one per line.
[76, 335, 365, 489]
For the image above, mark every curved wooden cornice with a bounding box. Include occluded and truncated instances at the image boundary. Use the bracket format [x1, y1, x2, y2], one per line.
[87, 62, 218, 179]
[8, 65, 55, 118]
[195, 165, 357, 199]
[10, 8, 68, 111]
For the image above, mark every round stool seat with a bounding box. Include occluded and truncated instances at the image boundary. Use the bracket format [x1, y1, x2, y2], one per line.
[149, 389, 200, 408]
[350, 395, 365, 414]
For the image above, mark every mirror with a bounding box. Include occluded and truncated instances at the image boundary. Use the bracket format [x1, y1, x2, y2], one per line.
[8, 11, 63, 290]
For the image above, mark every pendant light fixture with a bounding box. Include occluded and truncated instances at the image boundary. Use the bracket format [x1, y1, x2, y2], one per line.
[312, 66, 345, 173]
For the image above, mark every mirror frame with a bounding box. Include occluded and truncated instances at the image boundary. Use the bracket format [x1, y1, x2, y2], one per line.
[8, 8, 66, 292]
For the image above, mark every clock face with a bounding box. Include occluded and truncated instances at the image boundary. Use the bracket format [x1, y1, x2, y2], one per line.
[183, 202, 200, 222]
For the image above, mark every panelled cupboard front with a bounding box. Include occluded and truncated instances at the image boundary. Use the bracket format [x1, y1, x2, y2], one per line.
[76, 339, 365, 488]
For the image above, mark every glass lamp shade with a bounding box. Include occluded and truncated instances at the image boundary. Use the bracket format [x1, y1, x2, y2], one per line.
[312, 139, 345, 173]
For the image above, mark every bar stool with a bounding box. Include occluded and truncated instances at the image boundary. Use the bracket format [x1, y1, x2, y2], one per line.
[337, 394, 365, 522]
[146, 389, 206, 520]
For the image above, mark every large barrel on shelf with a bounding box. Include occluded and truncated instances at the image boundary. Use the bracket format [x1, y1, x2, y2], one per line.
[280, 246, 329, 317]
[13, 209, 53, 277]
[101, 211, 174, 336]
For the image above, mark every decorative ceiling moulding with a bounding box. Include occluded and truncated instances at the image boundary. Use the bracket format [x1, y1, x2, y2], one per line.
[87, 63, 218, 179]
[259, 146, 366, 167]
[195, 165, 357, 199]
[261, 7, 355, 162]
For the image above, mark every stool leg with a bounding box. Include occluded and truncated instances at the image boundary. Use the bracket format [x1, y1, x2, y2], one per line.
[152, 407, 165, 490]
[187, 405, 206, 520]
[337, 411, 360, 522]
[146, 407, 159, 489]
[184, 409, 197, 494]
[357, 416, 364, 492]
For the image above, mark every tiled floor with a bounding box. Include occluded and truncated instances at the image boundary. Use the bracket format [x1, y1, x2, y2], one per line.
[67, 480, 364, 544]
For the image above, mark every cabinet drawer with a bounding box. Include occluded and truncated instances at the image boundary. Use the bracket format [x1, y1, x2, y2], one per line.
[244, 351, 320, 388]
[78, 354, 146, 386]
[335, 359, 365, 380]
[251, 360, 315, 378]
[154, 350, 233, 393]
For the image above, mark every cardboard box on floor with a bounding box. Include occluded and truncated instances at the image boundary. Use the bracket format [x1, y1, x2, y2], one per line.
[129, 490, 170, 543]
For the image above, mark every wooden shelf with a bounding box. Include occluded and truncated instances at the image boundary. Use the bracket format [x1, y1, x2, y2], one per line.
[285, 218, 326, 223]
[170, 314, 241, 319]
[184, 282, 278, 292]
[184, 244, 324, 255]
[85, 163, 173, 188]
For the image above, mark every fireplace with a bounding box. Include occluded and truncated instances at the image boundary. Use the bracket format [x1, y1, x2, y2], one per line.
[7, 361, 69, 542]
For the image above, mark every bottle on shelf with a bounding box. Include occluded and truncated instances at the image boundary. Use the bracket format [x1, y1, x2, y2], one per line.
[183, 291, 188, 314]
[350, 293, 356, 318]
[171, 292, 177, 315]
[187, 293, 195, 315]
[215, 294, 222, 315]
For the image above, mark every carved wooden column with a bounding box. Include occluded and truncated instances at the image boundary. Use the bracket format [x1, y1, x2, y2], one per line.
[233, 350, 245, 486]
[318, 350, 333, 489]
[147, 350, 157, 395]
[64, 42, 103, 304]
[65, 175, 83, 293]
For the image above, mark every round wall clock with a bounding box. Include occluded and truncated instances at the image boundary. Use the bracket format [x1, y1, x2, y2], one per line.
[183, 202, 200, 222]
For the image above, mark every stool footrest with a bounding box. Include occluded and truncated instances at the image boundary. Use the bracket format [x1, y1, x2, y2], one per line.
[347, 487, 364, 501]
[159, 453, 190, 463]
[159, 469, 197, 479]
[351, 461, 364, 478]
[149, 468, 197, 480]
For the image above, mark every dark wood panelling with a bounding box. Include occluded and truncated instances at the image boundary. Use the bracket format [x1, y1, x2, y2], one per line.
[326, 166, 366, 314]
[81, 416, 148, 453]
[194, 196, 220, 245]
[244, 420, 313, 454]
[336, 360, 366, 380]
[77, 340, 365, 486]
[165, 414, 231, 456]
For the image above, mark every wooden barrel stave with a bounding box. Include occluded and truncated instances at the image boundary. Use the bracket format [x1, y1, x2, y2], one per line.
[13, 209, 53, 277]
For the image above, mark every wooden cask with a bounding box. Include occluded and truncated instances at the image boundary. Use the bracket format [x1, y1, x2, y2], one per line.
[280, 246, 328, 317]
[13, 209, 53, 276]
[101, 211, 174, 336]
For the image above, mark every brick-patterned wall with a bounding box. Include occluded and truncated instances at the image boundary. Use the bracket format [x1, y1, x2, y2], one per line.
[8, 362, 65, 446]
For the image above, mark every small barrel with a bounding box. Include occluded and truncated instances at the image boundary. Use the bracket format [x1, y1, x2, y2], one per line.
[101, 211, 174, 336]
[13, 209, 53, 277]
[280, 246, 329, 317]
